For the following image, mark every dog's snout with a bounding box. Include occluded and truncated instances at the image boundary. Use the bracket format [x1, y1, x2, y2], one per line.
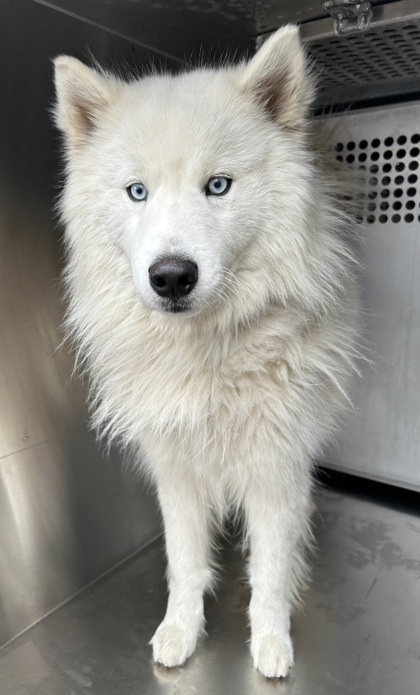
[149, 258, 198, 299]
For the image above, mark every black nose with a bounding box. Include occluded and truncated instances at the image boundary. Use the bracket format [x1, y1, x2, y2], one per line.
[149, 258, 198, 299]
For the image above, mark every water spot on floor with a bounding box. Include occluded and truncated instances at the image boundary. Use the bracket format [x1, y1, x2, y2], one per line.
[312, 570, 346, 595]
[316, 509, 341, 535]
[315, 601, 367, 625]
[380, 541, 420, 572]
[347, 549, 371, 569]
[349, 519, 420, 572]
[349, 518, 390, 557]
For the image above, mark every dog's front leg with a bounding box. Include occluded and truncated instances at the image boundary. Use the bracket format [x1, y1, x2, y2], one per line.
[151, 474, 214, 667]
[245, 478, 312, 679]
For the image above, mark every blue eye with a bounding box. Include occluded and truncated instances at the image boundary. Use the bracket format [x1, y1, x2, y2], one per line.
[205, 176, 232, 197]
[127, 182, 148, 201]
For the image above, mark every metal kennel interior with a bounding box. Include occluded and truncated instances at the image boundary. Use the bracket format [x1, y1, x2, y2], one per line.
[0, 1, 419, 693]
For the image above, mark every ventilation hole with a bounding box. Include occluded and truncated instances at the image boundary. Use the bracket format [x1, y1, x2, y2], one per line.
[359, 152, 367, 162]
[408, 173, 418, 184]
[370, 164, 379, 174]
[367, 215, 376, 224]
[397, 135, 407, 145]
[394, 188, 403, 198]
[392, 214, 401, 223]
[409, 161, 418, 170]
[367, 202, 376, 211]
[347, 141, 355, 150]
[396, 162, 405, 172]
[382, 176, 391, 185]
[393, 201, 402, 210]
[406, 200, 415, 210]
[370, 177, 378, 186]
[411, 134, 420, 143]
[359, 140, 368, 149]
[371, 138, 380, 147]
[397, 149, 406, 158]
[381, 189, 390, 198]
[336, 155, 343, 162]
[407, 187, 416, 196]
[405, 213, 414, 223]
[384, 136, 394, 147]
[379, 214, 388, 223]
[410, 147, 420, 157]
[335, 143, 344, 152]
[395, 175, 404, 185]
[383, 150, 393, 160]
[370, 151, 380, 161]
[380, 201, 389, 211]
[346, 154, 355, 163]
[383, 163, 392, 173]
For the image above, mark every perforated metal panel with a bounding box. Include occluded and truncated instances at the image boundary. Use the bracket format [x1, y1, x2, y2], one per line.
[324, 102, 420, 491]
[334, 131, 420, 225]
[309, 21, 420, 89]
[295, 1, 420, 105]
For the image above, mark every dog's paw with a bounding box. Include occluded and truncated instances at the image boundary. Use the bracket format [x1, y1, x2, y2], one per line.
[251, 632, 294, 679]
[151, 623, 198, 668]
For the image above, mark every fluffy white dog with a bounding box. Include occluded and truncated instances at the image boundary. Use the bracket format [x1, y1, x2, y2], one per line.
[54, 25, 359, 678]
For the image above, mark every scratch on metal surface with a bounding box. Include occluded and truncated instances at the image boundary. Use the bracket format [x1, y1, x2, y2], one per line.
[65, 669, 93, 688]
[326, 671, 356, 693]
[407, 522, 420, 535]
[364, 576, 378, 599]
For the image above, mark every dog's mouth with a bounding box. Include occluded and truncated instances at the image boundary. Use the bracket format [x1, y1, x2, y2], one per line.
[158, 297, 195, 315]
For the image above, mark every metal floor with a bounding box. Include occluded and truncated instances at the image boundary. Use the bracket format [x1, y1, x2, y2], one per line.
[1, 476, 420, 695]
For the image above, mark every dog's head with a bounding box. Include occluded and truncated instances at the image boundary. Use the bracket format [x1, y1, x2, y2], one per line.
[54, 26, 315, 319]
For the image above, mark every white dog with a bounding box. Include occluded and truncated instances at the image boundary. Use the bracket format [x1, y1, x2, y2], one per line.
[54, 25, 359, 678]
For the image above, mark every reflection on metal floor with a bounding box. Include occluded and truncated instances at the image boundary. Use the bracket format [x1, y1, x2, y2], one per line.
[1, 479, 420, 695]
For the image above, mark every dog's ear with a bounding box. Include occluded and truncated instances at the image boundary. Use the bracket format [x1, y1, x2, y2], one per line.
[53, 57, 114, 148]
[241, 25, 315, 134]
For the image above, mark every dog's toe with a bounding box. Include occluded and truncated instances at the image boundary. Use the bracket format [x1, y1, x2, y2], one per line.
[251, 633, 294, 679]
[151, 623, 197, 668]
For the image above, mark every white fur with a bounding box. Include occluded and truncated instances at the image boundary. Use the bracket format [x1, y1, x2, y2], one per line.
[54, 26, 360, 678]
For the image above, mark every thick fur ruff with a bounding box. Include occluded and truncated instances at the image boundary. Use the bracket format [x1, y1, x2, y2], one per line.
[54, 25, 360, 678]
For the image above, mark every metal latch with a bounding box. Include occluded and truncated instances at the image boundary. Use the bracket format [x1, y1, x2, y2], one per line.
[322, 0, 372, 35]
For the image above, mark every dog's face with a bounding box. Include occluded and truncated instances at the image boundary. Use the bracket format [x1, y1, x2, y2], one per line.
[54, 26, 314, 317]
[78, 79, 277, 316]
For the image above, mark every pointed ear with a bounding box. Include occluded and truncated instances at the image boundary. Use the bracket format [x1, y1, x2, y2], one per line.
[241, 25, 315, 134]
[53, 56, 114, 148]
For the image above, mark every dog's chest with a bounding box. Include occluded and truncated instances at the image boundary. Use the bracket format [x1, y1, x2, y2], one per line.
[134, 325, 293, 435]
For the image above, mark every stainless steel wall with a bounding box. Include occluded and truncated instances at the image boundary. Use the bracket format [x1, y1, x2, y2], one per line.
[0, 0, 174, 648]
